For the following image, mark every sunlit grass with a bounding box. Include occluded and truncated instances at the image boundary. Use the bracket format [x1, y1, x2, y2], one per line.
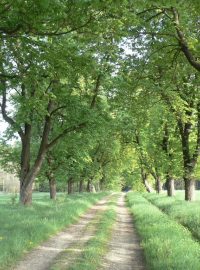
[0, 192, 107, 270]
[143, 191, 200, 241]
[127, 192, 200, 270]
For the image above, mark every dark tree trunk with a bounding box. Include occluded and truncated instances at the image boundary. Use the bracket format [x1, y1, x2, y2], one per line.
[156, 176, 162, 194]
[166, 176, 175, 197]
[20, 181, 33, 205]
[68, 178, 73, 194]
[86, 179, 91, 192]
[184, 178, 195, 201]
[46, 153, 57, 199]
[20, 152, 46, 205]
[19, 101, 54, 205]
[79, 179, 84, 193]
[177, 107, 200, 201]
[49, 177, 56, 199]
[99, 177, 105, 191]
[19, 124, 32, 204]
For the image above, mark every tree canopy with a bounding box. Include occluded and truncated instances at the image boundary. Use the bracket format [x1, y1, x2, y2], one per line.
[0, 1, 200, 203]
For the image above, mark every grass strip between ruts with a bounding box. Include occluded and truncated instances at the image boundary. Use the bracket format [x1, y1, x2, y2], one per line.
[59, 194, 118, 270]
[0, 192, 108, 270]
[126, 192, 200, 270]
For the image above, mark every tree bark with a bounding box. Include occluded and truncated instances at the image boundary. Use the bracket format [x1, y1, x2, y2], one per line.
[79, 179, 84, 193]
[178, 117, 197, 201]
[95, 182, 100, 192]
[49, 178, 56, 199]
[46, 152, 57, 199]
[20, 181, 33, 205]
[99, 177, 105, 191]
[20, 151, 47, 204]
[86, 179, 91, 192]
[166, 176, 175, 197]
[68, 178, 73, 194]
[156, 176, 162, 194]
[141, 168, 153, 193]
[19, 101, 54, 205]
[184, 178, 195, 201]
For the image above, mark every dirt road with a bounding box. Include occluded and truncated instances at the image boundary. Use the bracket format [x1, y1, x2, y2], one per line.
[14, 193, 146, 270]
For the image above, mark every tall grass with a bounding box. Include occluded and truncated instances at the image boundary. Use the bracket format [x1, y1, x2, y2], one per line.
[0, 192, 107, 270]
[143, 192, 200, 241]
[127, 192, 200, 270]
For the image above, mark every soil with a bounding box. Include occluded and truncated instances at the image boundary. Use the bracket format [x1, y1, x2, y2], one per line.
[101, 193, 146, 270]
[13, 193, 146, 270]
[13, 196, 109, 270]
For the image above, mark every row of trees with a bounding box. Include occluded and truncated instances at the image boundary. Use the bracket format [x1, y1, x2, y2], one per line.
[0, 1, 200, 204]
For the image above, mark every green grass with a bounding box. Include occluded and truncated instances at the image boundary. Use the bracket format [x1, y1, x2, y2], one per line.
[127, 192, 200, 270]
[0, 192, 107, 270]
[143, 192, 200, 241]
[51, 194, 118, 270]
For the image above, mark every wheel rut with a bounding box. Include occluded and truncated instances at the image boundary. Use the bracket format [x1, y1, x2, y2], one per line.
[13, 193, 146, 270]
[101, 193, 146, 270]
[13, 196, 110, 270]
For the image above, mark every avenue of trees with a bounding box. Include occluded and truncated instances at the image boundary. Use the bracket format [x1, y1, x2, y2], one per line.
[0, 0, 200, 204]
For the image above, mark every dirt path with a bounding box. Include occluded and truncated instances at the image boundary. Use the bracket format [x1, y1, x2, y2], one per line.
[13, 196, 109, 270]
[50, 204, 105, 270]
[14, 193, 146, 270]
[102, 193, 146, 270]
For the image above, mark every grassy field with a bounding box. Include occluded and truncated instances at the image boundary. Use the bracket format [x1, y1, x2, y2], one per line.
[127, 192, 200, 270]
[0, 192, 107, 270]
[143, 190, 200, 241]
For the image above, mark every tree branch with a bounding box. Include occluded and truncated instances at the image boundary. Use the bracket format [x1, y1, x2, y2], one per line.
[31, 14, 93, 37]
[0, 83, 24, 139]
[90, 74, 101, 108]
[171, 7, 200, 72]
[47, 122, 87, 149]
[192, 102, 200, 166]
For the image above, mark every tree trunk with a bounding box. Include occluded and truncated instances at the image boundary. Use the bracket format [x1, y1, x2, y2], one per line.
[166, 176, 175, 197]
[141, 169, 153, 193]
[99, 177, 105, 191]
[95, 182, 100, 192]
[86, 179, 91, 192]
[68, 178, 73, 194]
[19, 101, 54, 205]
[49, 178, 56, 199]
[19, 152, 46, 205]
[156, 177, 162, 193]
[79, 179, 84, 193]
[20, 181, 33, 205]
[184, 178, 195, 201]
[144, 179, 154, 193]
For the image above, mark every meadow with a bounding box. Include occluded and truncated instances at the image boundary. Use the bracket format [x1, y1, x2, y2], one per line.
[127, 191, 200, 270]
[0, 192, 107, 270]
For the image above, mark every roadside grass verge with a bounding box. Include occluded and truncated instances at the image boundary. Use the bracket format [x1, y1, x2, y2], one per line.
[0, 192, 107, 270]
[127, 192, 200, 270]
[52, 194, 118, 270]
[143, 192, 200, 241]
